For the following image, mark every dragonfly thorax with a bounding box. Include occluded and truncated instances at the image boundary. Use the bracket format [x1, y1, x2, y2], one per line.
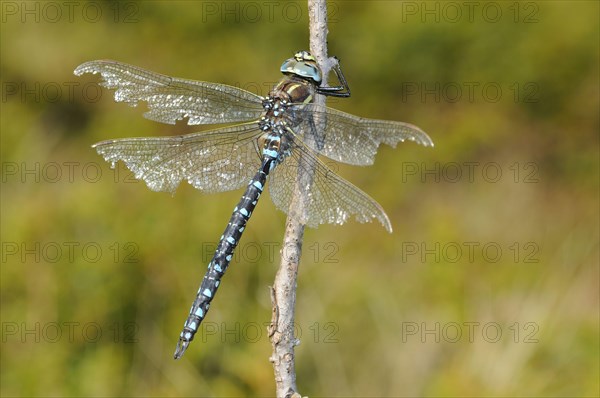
[267, 77, 315, 107]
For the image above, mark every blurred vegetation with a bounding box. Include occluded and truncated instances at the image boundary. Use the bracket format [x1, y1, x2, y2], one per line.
[1, 1, 598, 396]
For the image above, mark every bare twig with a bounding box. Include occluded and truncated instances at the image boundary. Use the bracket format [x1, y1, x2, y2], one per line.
[269, 1, 331, 397]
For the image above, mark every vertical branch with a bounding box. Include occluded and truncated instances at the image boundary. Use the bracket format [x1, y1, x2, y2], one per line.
[309, 0, 333, 84]
[269, 1, 330, 397]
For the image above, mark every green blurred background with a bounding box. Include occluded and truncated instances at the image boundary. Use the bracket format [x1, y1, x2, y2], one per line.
[1, 1, 598, 396]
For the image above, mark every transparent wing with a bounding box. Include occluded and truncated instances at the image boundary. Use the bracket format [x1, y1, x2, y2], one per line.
[268, 137, 392, 233]
[287, 103, 434, 165]
[93, 123, 263, 194]
[74, 60, 264, 125]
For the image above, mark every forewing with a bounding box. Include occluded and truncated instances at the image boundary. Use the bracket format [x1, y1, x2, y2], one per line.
[288, 103, 433, 165]
[93, 123, 262, 194]
[74, 60, 264, 125]
[268, 138, 392, 232]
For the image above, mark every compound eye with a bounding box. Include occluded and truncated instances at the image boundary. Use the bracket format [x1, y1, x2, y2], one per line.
[294, 63, 322, 84]
[280, 52, 322, 85]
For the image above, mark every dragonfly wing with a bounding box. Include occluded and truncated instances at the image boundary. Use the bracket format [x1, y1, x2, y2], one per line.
[75, 60, 264, 125]
[288, 103, 433, 165]
[93, 123, 262, 194]
[268, 138, 392, 232]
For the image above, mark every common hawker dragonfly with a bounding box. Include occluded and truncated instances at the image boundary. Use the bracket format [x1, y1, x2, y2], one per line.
[74, 51, 433, 359]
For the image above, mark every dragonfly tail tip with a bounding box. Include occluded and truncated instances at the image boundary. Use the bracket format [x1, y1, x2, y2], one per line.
[173, 339, 190, 360]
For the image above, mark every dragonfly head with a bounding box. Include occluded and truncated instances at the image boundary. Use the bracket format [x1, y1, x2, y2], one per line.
[280, 51, 323, 85]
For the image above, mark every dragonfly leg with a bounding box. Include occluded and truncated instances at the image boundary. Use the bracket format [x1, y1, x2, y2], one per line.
[316, 56, 351, 98]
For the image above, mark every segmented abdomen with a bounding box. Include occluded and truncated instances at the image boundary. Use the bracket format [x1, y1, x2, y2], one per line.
[174, 159, 272, 359]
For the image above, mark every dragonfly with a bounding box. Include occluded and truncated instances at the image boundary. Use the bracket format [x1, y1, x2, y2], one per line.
[74, 51, 433, 359]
